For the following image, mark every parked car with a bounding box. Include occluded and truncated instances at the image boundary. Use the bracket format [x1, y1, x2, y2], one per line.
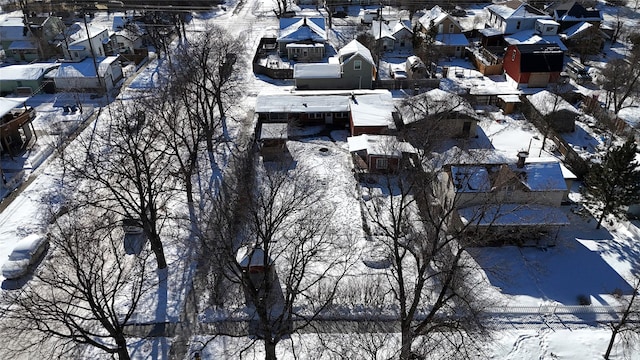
[2, 234, 49, 280]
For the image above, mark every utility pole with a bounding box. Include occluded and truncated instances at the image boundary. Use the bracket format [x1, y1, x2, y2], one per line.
[82, 10, 107, 96]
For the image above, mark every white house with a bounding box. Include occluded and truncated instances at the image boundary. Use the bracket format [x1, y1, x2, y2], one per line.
[52, 56, 123, 91]
[63, 23, 110, 61]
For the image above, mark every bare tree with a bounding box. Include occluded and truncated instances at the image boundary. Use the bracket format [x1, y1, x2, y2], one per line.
[604, 278, 640, 359]
[201, 157, 354, 360]
[0, 207, 153, 359]
[600, 56, 640, 115]
[61, 98, 176, 269]
[151, 89, 203, 219]
[360, 167, 491, 359]
[273, 0, 291, 17]
[171, 24, 246, 153]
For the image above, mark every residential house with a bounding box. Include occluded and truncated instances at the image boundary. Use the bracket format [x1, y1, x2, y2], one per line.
[294, 39, 376, 90]
[0, 63, 59, 95]
[525, 90, 579, 133]
[503, 19, 567, 53]
[503, 44, 564, 88]
[255, 93, 351, 125]
[277, 17, 327, 62]
[0, 97, 36, 156]
[62, 23, 110, 61]
[485, 0, 553, 35]
[347, 134, 416, 173]
[437, 150, 570, 245]
[52, 56, 123, 92]
[254, 90, 394, 135]
[371, 19, 413, 52]
[417, 5, 469, 58]
[397, 89, 479, 145]
[545, 1, 605, 54]
[0, 15, 65, 62]
[546, 1, 602, 31]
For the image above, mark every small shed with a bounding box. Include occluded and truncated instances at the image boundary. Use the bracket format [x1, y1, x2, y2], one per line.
[347, 134, 416, 173]
[259, 122, 288, 161]
[526, 90, 579, 132]
[497, 94, 521, 114]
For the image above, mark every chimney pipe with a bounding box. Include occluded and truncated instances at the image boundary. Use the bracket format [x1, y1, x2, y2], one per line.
[516, 151, 529, 168]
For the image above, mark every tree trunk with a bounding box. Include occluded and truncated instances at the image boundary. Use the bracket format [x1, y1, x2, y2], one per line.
[264, 338, 277, 360]
[604, 327, 618, 359]
[596, 211, 605, 229]
[400, 323, 413, 360]
[115, 335, 131, 360]
[149, 234, 167, 269]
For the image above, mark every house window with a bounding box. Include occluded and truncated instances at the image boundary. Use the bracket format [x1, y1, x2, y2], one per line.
[511, 49, 516, 61]
[375, 157, 388, 170]
[354, 60, 362, 70]
[516, 21, 521, 30]
[308, 113, 324, 119]
[449, 23, 455, 33]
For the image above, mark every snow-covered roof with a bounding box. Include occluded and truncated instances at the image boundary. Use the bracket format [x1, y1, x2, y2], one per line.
[450, 159, 567, 193]
[504, 30, 567, 51]
[537, 19, 559, 26]
[527, 90, 580, 116]
[350, 92, 394, 128]
[260, 123, 288, 140]
[0, 97, 29, 118]
[400, 88, 476, 125]
[434, 33, 470, 46]
[371, 20, 412, 41]
[479, 28, 504, 37]
[255, 94, 351, 113]
[553, 2, 602, 22]
[278, 17, 326, 43]
[347, 134, 415, 157]
[561, 21, 592, 40]
[338, 40, 375, 67]
[236, 245, 273, 268]
[520, 161, 567, 191]
[418, 5, 449, 28]
[452, 165, 491, 192]
[8, 40, 36, 50]
[618, 107, 640, 128]
[68, 23, 109, 46]
[459, 204, 570, 226]
[0, 16, 28, 41]
[294, 63, 341, 79]
[488, 2, 549, 20]
[55, 57, 118, 78]
[0, 63, 59, 81]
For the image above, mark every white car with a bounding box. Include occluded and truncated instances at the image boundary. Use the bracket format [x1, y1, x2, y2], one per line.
[2, 234, 49, 280]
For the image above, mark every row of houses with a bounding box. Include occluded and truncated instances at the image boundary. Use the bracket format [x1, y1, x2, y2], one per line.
[254, 87, 576, 245]
[0, 13, 146, 95]
[262, 0, 608, 91]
